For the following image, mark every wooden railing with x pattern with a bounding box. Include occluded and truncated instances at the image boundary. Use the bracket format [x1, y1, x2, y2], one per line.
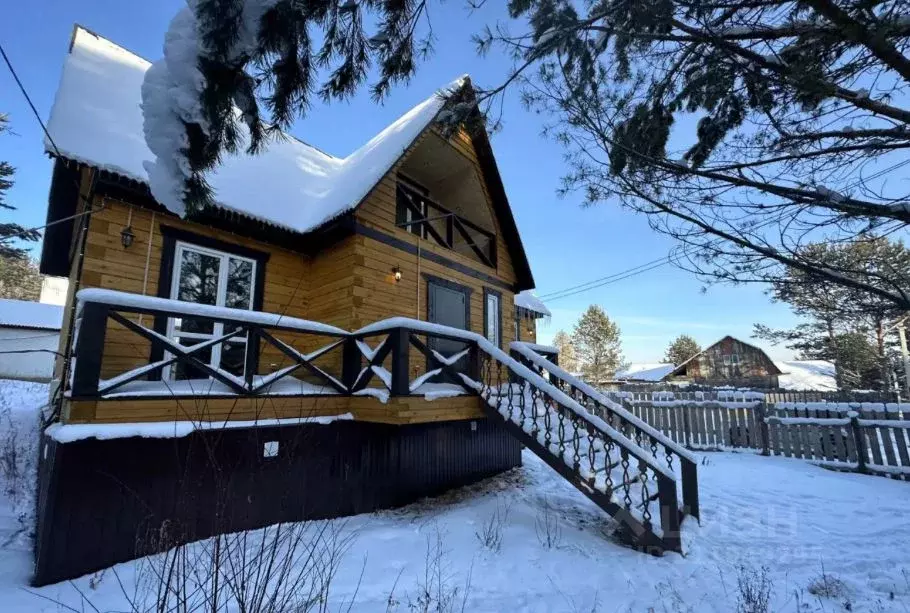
[67, 291, 694, 554]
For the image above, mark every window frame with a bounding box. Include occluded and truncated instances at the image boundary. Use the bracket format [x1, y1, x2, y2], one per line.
[483, 287, 503, 349]
[164, 240, 258, 380]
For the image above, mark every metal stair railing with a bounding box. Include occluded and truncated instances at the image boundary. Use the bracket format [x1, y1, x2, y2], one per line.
[510, 342, 700, 521]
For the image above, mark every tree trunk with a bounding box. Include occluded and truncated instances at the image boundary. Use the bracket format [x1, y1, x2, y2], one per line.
[826, 318, 844, 390]
[875, 318, 891, 393]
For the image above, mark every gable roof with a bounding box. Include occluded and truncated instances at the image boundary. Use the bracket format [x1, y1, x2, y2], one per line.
[668, 335, 783, 377]
[42, 26, 535, 288]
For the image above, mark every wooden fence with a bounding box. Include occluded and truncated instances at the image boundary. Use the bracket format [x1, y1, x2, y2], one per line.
[615, 396, 910, 480]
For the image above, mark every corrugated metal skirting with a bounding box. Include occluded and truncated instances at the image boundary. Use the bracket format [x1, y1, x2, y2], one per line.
[32, 418, 521, 586]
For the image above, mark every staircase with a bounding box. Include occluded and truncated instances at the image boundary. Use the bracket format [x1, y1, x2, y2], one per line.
[460, 340, 700, 554]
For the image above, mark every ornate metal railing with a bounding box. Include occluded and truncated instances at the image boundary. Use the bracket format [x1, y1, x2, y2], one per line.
[510, 342, 700, 521]
[67, 291, 691, 553]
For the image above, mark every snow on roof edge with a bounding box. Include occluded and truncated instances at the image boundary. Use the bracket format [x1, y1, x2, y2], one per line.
[514, 290, 551, 317]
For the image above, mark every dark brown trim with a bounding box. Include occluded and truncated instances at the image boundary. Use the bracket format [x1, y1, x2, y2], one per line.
[355, 222, 516, 292]
[483, 287, 503, 349]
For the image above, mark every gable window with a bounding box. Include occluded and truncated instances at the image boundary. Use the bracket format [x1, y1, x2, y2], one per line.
[484, 288, 502, 347]
[166, 241, 256, 380]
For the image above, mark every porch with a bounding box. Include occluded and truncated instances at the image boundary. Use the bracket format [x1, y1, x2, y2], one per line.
[63, 289, 489, 425]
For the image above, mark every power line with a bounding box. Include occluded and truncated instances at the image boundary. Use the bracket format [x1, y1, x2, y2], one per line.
[0, 41, 63, 157]
[0, 38, 98, 225]
[537, 157, 910, 303]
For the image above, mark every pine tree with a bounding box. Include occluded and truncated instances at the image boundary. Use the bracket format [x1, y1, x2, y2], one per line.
[0, 255, 42, 300]
[551, 330, 578, 373]
[756, 237, 910, 390]
[0, 114, 39, 259]
[664, 335, 701, 366]
[571, 305, 623, 384]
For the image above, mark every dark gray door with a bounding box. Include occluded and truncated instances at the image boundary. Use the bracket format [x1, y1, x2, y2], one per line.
[427, 281, 469, 376]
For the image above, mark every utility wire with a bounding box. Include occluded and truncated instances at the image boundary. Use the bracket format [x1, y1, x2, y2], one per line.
[538, 157, 910, 303]
[0, 39, 99, 220]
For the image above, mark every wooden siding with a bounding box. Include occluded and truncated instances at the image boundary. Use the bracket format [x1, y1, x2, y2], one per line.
[67, 395, 484, 425]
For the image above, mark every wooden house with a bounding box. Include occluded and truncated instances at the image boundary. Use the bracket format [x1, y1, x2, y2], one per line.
[31, 26, 698, 585]
[666, 336, 783, 388]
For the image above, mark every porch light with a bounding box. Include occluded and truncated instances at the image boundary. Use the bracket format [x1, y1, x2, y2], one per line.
[120, 225, 135, 248]
[393, 266, 402, 282]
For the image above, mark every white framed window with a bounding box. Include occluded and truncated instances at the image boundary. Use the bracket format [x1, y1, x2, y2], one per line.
[165, 241, 257, 380]
[485, 291, 501, 347]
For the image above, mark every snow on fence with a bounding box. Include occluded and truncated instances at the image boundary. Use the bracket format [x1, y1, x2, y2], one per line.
[614, 395, 910, 480]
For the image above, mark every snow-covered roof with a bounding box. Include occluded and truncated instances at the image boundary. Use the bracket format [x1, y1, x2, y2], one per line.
[45, 26, 466, 234]
[514, 291, 551, 317]
[614, 363, 675, 382]
[775, 360, 837, 391]
[0, 299, 63, 330]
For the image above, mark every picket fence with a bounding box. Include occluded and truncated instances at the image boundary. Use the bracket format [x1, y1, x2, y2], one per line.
[614, 395, 910, 480]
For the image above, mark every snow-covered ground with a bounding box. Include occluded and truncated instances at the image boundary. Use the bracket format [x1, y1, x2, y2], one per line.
[2, 382, 909, 612]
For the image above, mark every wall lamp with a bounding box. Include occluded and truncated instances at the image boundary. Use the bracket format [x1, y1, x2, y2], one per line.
[120, 225, 135, 248]
[393, 266, 402, 282]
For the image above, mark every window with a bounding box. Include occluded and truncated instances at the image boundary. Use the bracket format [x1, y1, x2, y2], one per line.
[166, 241, 257, 380]
[484, 288, 501, 347]
[514, 307, 521, 342]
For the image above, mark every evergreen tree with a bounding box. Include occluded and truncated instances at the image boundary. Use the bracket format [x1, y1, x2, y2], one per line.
[664, 335, 701, 366]
[551, 329, 578, 373]
[756, 237, 910, 389]
[0, 255, 42, 301]
[471, 0, 910, 310]
[571, 305, 623, 383]
[0, 114, 39, 259]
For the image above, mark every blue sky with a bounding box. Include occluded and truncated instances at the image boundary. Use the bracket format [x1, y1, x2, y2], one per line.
[0, 0, 801, 362]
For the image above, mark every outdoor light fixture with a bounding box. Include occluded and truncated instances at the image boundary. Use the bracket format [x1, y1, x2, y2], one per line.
[392, 266, 402, 282]
[120, 225, 135, 248]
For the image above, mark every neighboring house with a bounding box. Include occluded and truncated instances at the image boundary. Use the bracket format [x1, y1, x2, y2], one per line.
[667, 336, 783, 388]
[0, 299, 63, 382]
[32, 26, 545, 584]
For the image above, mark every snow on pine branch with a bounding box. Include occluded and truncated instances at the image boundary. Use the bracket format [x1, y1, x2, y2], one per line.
[142, 1, 277, 214]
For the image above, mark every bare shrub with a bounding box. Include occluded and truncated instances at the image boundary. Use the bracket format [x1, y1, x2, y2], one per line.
[0, 408, 21, 500]
[808, 572, 849, 600]
[534, 497, 561, 550]
[474, 500, 510, 553]
[116, 516, 354, 612]
[403, 525, 472, 613]
[735, 565, 773, 613]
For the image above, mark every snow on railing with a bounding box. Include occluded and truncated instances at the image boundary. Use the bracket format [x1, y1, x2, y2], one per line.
[510, 342, 697, 465]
